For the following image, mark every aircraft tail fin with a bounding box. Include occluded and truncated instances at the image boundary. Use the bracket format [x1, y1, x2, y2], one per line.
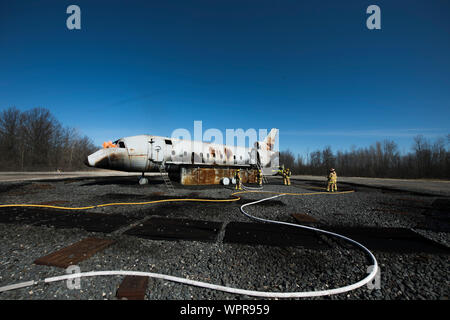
[261, 128, 278, 151]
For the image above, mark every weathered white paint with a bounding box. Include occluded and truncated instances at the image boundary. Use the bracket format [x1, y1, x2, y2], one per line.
[86, 129, 279, 176]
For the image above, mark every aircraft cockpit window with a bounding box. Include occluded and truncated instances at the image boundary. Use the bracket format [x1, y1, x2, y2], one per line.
[118, 141, 126, 148]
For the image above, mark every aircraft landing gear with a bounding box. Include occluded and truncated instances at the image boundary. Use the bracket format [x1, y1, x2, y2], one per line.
[139, 173, 148, 185]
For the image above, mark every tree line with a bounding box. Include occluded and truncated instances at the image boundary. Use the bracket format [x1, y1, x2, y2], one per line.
[0, 107, 98, 171]
[2, 106, 449, 179]
[280, 135, 450, 179]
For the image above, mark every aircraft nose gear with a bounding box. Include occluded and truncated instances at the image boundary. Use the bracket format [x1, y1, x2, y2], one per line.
[139, 174, 148, 185]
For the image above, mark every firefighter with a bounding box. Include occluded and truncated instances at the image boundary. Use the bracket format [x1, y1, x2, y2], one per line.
[282, 168, 287, 185]
[286, 168, 291, 186]
[327, 168, 337, 192]
[235, 169, 242, 190]
[282, 168, 291, 186]
[257, 169, 263, 187]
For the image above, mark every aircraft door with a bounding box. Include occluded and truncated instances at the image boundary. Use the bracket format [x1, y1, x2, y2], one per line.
[123, 136, 149, 172]
[150, 137, 165, 163]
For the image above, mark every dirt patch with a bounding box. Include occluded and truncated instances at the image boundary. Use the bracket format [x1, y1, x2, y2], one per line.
[0, 207, 139, 233]
[223, 221, 329, 249]
[124, 217, 223, 242]
[327, 227, 450, 254]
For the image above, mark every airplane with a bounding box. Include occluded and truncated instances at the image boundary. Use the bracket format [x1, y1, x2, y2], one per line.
[85, 128, 279, 185]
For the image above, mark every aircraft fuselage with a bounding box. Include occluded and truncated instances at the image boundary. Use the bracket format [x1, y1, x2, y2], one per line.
[85, 130, 279, 177]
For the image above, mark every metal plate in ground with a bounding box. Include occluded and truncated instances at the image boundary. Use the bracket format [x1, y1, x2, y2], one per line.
[116, 276, 149, 300]
[0, 207, 138, 233]
[124, 217, 223, 242]
[326, 227, 449, 254]
[222, 221, 329, 249]
[34, 237, 115, 268]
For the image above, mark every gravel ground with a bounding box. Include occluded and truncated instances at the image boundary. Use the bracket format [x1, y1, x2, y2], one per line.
[0, 176, 448, 300]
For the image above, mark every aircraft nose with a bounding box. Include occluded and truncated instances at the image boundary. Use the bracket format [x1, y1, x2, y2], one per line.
[85, 149, 110, 168]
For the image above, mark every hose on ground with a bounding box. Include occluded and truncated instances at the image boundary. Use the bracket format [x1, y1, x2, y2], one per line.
[0, 188, 378, 298]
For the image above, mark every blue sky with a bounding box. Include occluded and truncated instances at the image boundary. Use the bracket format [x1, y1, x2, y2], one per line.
[1, 0, 449, 156]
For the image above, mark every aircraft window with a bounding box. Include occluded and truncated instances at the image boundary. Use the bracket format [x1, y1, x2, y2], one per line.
[172, 150, 176, 155]
[240, 156, 242, 160]
[165, 139, 172, 145]
[118, 141, 125, 148]
[184, 151, 187, 156]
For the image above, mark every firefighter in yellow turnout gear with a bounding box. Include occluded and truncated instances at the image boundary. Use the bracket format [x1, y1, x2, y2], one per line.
[235, 169, 242, 190]
[327, 168, 337, 192]
[257, 169, 263, 187]
[282, 168, 291, 186]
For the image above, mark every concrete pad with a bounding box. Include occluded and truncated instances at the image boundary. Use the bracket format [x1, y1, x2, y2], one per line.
[289, 175, 450, 197]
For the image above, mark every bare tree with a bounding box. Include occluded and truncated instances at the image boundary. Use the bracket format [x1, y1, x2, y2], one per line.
[279, 149, 295, 170]
[0, 107, 22, 168]
[286, 134, 450, 179]
[0, 107, 97, 171]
